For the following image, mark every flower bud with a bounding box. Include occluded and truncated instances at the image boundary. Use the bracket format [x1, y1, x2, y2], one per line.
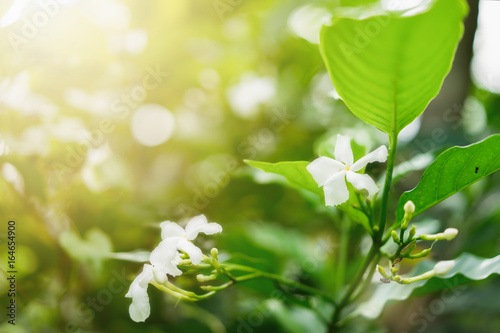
[409, 248, 431, 259]
[404, 200, 415, 214]
[408, 225, 416, 240]
[442, 228, 458, 241]
[402, 240, 417, 256]
[433, 260, 455, 276]
[401, 201, 415, 230]
[390, 267, 399, 274]
[377, 265, 390, 279]
[197, 274, 217, 282]
[419, 228, 459, 241]
[391, 230, 401, 244]
[210, 248, 219, 260]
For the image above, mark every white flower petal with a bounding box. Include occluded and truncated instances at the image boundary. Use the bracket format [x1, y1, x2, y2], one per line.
[126, 264, 153, 298]
[128, 288, 150, 322]
[160, 221, 186, 240]
[306, 156, 345, 186]
[125, 264, 153, 322]
[350, 145, 388, 172]
[136, 264, 154, 288]
[177, 238, 203, 265]
[323, 170, 349, 206]
[346, 171, 379, 198]
[149, 239, 182, 276]
[185, 215, 222, 240]
[334, 134, 354, 166]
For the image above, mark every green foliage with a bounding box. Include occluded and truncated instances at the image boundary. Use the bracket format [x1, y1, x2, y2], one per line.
[2, 0, 498, 332]
[59, 228, 113, 275]
[320, 0, 467, 135]
[397, 135, 500, 222]
[244, 160, 322, 196]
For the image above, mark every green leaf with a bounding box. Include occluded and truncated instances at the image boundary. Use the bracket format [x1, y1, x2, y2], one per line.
[320, 0, 467, 135]
[267, 301, 328, 333]
[59, 228, 113, 275]
[350, 252, 500, 320]
[244, 160, 322, 196]
[396, 135, 500, 222]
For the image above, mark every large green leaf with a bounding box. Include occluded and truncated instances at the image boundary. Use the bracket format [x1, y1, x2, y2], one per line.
[396, 135, 500, 222]
[350, 252, 500, 320]
[320, 0, 467, 135]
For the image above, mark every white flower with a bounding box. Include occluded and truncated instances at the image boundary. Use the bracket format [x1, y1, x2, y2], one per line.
[307, 134, 388, 206]
[125, 215, 222, 323]
[159, 214, 222, 265]
[126, 242, 181, 323]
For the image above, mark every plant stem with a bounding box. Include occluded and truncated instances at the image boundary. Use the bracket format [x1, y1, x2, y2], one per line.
[336, 215, 350, 296]
[330, 244, 378, 329]
[349, 252, 380, 303]
[329, 135, 398, 330]
[377, 135, 398, 243]
[221, 263, 337, 304]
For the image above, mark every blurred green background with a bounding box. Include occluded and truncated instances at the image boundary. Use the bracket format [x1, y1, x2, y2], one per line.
[1, 0, 500, 332]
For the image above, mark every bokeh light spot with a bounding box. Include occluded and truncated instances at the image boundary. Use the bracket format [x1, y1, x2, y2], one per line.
[131, 104, 175, 146]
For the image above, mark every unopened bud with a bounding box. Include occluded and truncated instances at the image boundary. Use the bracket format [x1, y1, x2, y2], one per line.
[433, 260, 455, 276]
[377, 265, 390, 279]
[443, 228, 458, 241]
[404, 200, 415, 214]
[210, 248, 219, 260]
[410, 248, 431, 259]
[401, 201, 415, 230]
[403, 240, 417, 256]
[390, 267, 399, 274]
[419, 228, 459, 241]
[391, 230, 401, 244]
[397, 260, 454, 284]
[197, 274, 217, 282]
[409, 225, 416, 240]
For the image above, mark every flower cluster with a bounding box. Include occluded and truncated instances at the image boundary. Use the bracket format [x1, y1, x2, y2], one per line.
[125, 215, 222, 322]
[307, 134, 388, 206]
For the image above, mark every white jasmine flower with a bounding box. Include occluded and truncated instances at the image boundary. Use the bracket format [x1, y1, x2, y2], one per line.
[307, 134, 388, 206]
[126, 243, 181, 323]
[125, 215, 222, 323]
[159, 214, 222, 265]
